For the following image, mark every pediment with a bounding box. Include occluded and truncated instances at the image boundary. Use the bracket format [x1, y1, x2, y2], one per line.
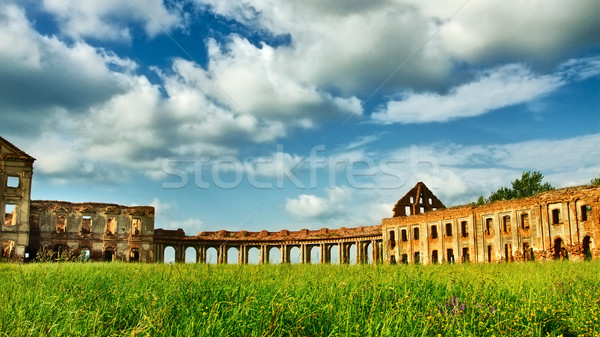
[0, 137, 35, 161]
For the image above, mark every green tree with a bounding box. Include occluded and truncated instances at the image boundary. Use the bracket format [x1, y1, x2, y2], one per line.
[485, 171, 553, 203]
[591, 174, 600, 185]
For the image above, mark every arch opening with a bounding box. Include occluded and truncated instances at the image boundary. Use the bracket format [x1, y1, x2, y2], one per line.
[185, 247, 197, 263]
[205, 247, 218, 264]
[268, 246, 280, 264]
[227, 247, 239, 264]
[163, 246, 175, 263]
[247, 247, 260, 264]
[309, 246, 319, 264]
[289, 246, 301, 264]
[329, 245, 339, 264]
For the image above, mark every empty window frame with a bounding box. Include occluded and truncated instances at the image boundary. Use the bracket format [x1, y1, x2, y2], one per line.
[56, 215, 66, 233]
[131, 218, 141, 235]
[413, 227, 419, 240]
[4, 204, 16, 227]
[6, 176, 19, 188]
[129, 248, 140, 262]
[389, 230, 396, 249]
[431, 250, 439, 263]
[445, 223, 452, 236]
[401, 229, 408, 242]
[462, 248, 470, 262]
[460, 221, 468, 237]
[551, 209, 560, 224]
[106, 217, 117, 235]
[79, 248, 91, 262]
[2, 240, 15, 258]
[502, 215, 511, 233]
[405, 206, 411, 215]
[485, 218, 493, 235]
[447, 249, 454, 263]
[81, 215, 92, 234]
[431, 225, 438, 239]
[414, 252, 420, 264]
[401, 254, 408, 264]
[521, 213, 530, 229]
[580, 205, 591, 221]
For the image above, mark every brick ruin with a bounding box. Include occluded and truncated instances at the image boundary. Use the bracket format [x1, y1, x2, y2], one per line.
[382, 183, 599, 265]
[153, 225, 382, 264]
[1, 137, 154, 262]
[1, 136, 598, 264]
[28, 201, 154, 262]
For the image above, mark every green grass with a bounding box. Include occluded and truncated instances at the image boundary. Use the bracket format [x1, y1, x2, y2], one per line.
[0, 261, 599, 336]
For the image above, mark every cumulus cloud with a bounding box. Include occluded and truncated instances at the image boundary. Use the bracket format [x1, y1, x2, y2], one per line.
[285, 186, 353, 220]
[41, 0, 182, 42]
[0, 4, 130, 129]
[195, 0, 600, 95]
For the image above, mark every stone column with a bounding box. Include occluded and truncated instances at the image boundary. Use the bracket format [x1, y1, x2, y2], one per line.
[218, 245, 226, 264]
[300, 244, 308, 264]
[238, 245, 245, 264]
[259, 245, 267, 264]
[280, 244, 288, 263]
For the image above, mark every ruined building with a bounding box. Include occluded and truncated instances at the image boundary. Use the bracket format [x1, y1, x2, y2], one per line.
[1, 137, 154, 262]
[382, 182, 599, 264]
[1, 136, 598, 264]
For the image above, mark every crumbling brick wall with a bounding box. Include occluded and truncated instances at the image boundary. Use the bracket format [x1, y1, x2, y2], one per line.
[29, 201, 154, 262]
[382, 184, 600, 265]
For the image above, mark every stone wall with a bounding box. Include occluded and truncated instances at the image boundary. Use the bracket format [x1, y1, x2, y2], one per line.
[29, 201, 155, 262]
[382, 185, 600, 265]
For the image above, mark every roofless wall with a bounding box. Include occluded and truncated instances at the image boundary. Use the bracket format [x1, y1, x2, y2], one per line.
[382, 184, 600, 265]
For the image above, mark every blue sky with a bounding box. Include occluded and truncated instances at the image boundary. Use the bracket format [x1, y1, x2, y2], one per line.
[1, 0, 599, 235]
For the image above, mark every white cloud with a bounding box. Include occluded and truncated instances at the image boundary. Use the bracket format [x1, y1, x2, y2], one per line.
[195, 0, 600, 95]
[372, 63, 565, 124]
[375, 133, 600, 205]
[372, 57, 600, 124]
[42, 0, 181, 42]
[285, 186, 353, 220]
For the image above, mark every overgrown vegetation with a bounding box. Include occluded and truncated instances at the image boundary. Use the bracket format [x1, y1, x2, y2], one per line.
[475, 171, 554, 205]
[0, 262, 598, 336]
[592, 173, 600, 185]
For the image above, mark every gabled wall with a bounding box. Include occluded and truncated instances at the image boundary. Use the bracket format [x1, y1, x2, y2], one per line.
[0, 137, 35, 261]
[382, 185, 600, 264]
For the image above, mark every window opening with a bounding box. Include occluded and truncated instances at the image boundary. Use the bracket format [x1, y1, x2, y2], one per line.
[431, 250, 438, 263]
[445, 223, 452, 236]
[447, 249, 454, 263]
[521, 213, 530, 229]
[552, 209, 560, 224]
[461, 221, 468, 237]
[106, 217, 117, 234]
[431, 225, 438, 239]
[4, 204, 16, 227]
[131, 218, 141, 235]
[6, 176, 19, 188]
[56, 215, 66, 233]
[81, 215, 92, 234]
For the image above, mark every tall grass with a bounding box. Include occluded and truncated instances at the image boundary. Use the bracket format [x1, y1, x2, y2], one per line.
[0, 261, 598, 336]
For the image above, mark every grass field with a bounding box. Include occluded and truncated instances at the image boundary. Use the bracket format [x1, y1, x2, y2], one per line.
[0, 261, 599, 336]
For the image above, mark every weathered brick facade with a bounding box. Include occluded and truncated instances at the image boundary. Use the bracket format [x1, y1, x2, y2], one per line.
[1, 136, 155, 262]
[382, 183, 599, 264]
